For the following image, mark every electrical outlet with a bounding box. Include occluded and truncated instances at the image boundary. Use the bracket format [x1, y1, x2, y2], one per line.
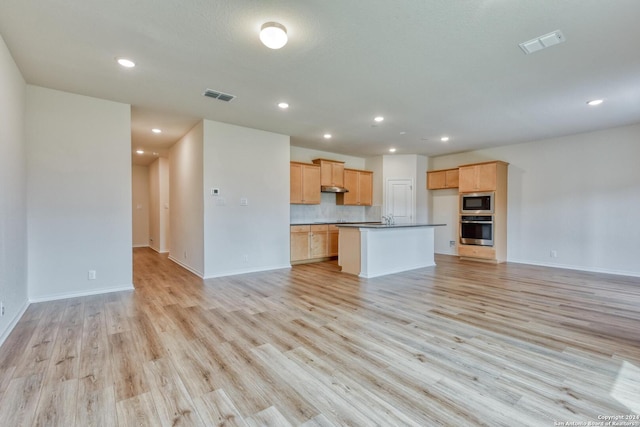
[550, 250, 558, 258]
[449, 240, 456, 247]
[88, 270, 96, 280]
[1, 302, 4, 317]
[242, 254, 249, 263]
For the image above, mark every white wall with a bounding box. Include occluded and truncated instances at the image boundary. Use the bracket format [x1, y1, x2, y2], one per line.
[0, 34, 28, 343]
[26, 86, 133, 301]
[169, 122, 204, 275]
[204, 120, 290, 278]
[290, 146, 366, 169]
[430, 123, 640, 277]
[132, 165, 150, 247]
[149, 157, 170, 253]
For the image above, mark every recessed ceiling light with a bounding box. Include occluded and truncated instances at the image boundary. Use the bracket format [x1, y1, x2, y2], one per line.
[441, 136, 450, 142]
[587, 99, 604, 106]
[116, 58, 136, 68]
[389, 148, 396, 153]
[399, 131, 406, 135]
[152, 152, 159, 156]
[152, 128, 162, 134]
[278, 102, 289, 109]
[374, 116, 384, 122]
[324, 134, 332, 139]
[260, 22, 288, 49]
[136, 149, 144, 154]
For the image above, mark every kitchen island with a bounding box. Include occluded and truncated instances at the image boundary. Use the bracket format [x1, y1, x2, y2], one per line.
[337, 223, 445, 278]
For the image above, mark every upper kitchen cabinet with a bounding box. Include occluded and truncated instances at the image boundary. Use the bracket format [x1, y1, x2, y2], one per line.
[458, 161, 508, 193]
[427, 168, 459, 190]
[312, 159, 345, 187]
[336, 168, 373, 206]
[290, 162, 321, 204]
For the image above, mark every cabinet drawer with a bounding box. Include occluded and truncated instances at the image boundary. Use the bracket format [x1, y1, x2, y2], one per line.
[327, 224, 339, 231]
[310, 224, 328, 232]
[291, 225, 310, 233]
[459, 245, 496, 259]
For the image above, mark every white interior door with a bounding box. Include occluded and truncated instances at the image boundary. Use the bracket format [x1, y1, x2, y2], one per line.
[385, 178, 414, 224]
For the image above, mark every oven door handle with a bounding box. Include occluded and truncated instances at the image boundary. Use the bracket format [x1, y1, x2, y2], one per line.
[461, 221, 493, 224]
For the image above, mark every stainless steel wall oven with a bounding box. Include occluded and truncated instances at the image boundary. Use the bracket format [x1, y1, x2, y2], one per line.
[460, 215, 494, 246]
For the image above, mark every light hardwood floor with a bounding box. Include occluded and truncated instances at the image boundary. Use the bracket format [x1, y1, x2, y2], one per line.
[0, 248, 639, 426]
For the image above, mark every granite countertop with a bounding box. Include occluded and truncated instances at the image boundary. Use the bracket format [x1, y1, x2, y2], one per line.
[335, 223, 446, 229]
[290, 221, 382, 226]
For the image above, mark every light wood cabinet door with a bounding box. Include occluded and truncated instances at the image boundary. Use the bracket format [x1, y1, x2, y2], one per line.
[445, 169, 459, 188]
[302, 165, 321, 203]
[459, 163, 497, 192]
[290, 163, 303, 203]
[328, 225, 339, 256]
[427, 170, 446, 189]
[341, 169, 359, 205]
[290, 162, 320, 204]
[337, 169, 372, 206]
[312, 159, 345, 187]
[358, 171, 373, 205]
[331, 162, 345, 187]
[290, 226, 310, 261]
[310, 225, 329, 258]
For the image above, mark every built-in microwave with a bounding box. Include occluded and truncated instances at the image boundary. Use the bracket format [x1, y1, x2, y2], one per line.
[460, 192, 494, 214]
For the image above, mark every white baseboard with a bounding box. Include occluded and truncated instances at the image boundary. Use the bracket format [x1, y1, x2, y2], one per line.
[507, 258, 640, 278]
[0, 300, 30, 347]
[133, 244, 149, 248]
[168, 256, 204, 278]
[203, 264, 291, 279]
[29, 284, 135, 303]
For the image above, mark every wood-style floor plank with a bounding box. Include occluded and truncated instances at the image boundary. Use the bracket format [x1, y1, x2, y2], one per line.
[0, 247, 638, 426]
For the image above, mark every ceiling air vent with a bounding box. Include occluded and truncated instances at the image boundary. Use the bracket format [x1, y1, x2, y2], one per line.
[519, 30, 566, 55]
[203, 88, 236, 102]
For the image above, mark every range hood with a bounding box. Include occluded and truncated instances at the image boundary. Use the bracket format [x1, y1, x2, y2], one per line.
[321, 185, 349, 193]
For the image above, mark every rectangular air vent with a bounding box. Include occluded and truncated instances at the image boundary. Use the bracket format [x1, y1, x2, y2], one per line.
[203, 88, 236, 102]
[519, 30, 565, 55]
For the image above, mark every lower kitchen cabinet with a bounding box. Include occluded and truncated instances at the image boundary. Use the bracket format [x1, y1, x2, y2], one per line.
[290, 225, 311, 262]
[290, 224, 339, 264]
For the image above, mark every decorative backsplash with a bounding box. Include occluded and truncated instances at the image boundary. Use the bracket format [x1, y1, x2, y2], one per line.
[290, 193, 381, 224]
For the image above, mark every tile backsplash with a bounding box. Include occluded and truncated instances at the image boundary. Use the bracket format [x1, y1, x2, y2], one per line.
[290, 193, 381, 224]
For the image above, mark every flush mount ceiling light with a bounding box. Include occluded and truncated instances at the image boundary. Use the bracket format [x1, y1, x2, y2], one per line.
[260, 22, 288, 49]
[587, 99, 604, 106]
[116, 57, 136, 68]
[323, 134, 332, 139]
[374, 116, 384, 122]
[278, 102, 289, 109]
[151, 128, 162, 134]
[389, 148, 396, 153]
[441, 136, 450, 142]
[136, 149, 144, 154]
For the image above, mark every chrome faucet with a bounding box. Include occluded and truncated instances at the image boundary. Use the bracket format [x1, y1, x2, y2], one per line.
[382, 214, 395, 225]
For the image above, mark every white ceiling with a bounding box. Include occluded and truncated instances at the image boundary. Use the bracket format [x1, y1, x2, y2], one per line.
[2, 1, 640, 166]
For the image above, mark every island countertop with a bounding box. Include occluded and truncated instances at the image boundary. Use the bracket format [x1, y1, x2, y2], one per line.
[336, 223, 445, 229]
